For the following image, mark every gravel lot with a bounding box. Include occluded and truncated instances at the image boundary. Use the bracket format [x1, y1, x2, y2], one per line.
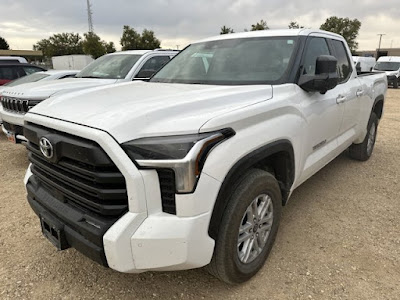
[0, 90, 399, 300]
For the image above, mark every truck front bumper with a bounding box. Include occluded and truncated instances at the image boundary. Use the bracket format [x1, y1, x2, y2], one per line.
[1, 109, 27, 142]
[25, 166, 217, 273]
[23, 114, 219, 273]
[387, 75, 398, 85]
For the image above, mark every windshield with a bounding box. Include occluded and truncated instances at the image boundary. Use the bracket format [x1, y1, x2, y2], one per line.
[374, 61, 400, 71]
[4, 73, 49, 87]
[76, 54, 142, 79]
[151, 37, 298, 85]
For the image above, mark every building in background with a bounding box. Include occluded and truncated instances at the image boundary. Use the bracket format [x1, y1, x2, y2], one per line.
[356, 48, 400, 59]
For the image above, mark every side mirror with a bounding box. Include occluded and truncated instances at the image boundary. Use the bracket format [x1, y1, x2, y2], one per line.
[299, 55, 339, 94]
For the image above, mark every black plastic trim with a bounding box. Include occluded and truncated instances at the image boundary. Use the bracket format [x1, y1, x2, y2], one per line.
[208, 140, 295, 240]
[26, 175, 123, 267]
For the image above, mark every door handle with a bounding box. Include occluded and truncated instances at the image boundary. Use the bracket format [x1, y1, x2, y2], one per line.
[336, 95, 346, 104]
[356, 90, 364, 97]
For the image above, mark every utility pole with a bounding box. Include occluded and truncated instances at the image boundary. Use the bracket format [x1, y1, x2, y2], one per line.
[377, 33, 385, 50]
[377, 33, 385, 59]
[86, 0, 94, 33]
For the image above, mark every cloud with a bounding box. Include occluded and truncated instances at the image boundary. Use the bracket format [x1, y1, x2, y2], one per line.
[0, 0, 399, 50]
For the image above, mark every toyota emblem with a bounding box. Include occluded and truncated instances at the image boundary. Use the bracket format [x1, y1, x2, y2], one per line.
[39, 137, 54, 159]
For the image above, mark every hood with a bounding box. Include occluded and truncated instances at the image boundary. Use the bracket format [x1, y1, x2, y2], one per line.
[29, 81, 273, 143]
[1, 78, 117, 100]
[384, 71, 399, 76]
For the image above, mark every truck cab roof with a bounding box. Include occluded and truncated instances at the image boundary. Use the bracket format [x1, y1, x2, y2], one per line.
[196, 29, 344, 44]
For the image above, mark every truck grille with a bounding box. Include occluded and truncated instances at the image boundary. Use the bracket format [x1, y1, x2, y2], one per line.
[0, 97, 41, 114]
[24, 123, 128, 217]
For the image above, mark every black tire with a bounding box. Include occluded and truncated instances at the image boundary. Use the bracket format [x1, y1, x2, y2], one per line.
[348, 112, 378, 161]
[394, 80, 399, 89]
[206, 169, 282, 284]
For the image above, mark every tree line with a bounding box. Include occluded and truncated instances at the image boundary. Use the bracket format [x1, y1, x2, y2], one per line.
[30, 26, 161, 59]
[0, 16, 362, 57]
[220, 16, 361, 53]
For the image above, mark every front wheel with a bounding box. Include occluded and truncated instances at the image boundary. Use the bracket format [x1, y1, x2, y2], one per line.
[348, 112, 378, 161]
[206, 169, 282, 284]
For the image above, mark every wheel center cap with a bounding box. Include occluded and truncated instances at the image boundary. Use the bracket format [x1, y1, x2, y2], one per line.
[253, 224, 258, 233]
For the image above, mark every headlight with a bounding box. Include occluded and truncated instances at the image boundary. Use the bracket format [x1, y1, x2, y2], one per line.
[122, 129, 235, 193]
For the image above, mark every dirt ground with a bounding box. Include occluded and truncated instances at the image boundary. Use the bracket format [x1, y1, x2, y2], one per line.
[0, 90, 399, 300]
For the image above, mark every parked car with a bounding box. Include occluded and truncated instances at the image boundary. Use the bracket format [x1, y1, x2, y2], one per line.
[0, 70, 79, 125]
[0, 56, 28, 63]
[0, 49, 178, 143]
[353, 56, 376, 73]
[372, 56, 400, 88]
[3, 70, 79, 88]
[0, 63, 46, 86]
[21, 29, 387, 283]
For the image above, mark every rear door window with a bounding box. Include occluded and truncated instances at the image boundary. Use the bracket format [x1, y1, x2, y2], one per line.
[135, 56, 171, 79]
[330, 40, 353, 83]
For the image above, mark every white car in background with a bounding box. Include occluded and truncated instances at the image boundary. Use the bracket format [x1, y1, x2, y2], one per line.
[2, 70, 79, 88]
[0, 70, 79, 124]
[373, 56, 400, 88]
[0, 49, 178, 142]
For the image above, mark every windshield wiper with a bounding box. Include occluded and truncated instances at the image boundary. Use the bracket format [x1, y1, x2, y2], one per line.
[76, 75, 104, 79]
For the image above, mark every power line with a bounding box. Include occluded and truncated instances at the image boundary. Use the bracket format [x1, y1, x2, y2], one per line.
[86, 0, 94, 33]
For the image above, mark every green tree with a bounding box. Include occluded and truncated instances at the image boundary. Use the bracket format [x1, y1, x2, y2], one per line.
[220, 26, 234, 35]
[82, 32, 106, 59]
[120, 25, 141, 50]
[288, 21, 304, 29]
[120, 26, 161, 50]
[140, 29, 161, 50]
[320, 17, 361, 53]
[33, 33, 83, 58]
[0, 36, 10, 50]
[251, 19, 269, 31]
[104, 41, 116, 53]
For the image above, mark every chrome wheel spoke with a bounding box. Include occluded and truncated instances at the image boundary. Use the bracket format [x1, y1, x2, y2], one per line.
[258, 196, 271, 219]
[259, 222, 272, 234]
[238, 232, 252, 244]
[251, 200, 258, 219]
[244, 238, 255, 262]
[260, 213, 273, 224]
[239, 222, 252, 235]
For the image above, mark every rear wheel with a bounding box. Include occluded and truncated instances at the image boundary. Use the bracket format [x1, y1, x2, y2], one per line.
[393, 80, 399, 89]
[207, 169, 282, 284]
[349, 112, 378, 161]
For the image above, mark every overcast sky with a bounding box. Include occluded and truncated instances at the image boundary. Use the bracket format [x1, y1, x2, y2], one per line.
[1, 0, 399, 51]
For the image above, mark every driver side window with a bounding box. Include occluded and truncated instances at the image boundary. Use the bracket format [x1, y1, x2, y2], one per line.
[302, 37, 330, 76]
[135, 56, 171, 79]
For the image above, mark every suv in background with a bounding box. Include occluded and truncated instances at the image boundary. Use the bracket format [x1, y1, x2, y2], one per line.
[0, 49, 178, 143]
[0, 56, 28, 63]
[0, 63, 46, 85]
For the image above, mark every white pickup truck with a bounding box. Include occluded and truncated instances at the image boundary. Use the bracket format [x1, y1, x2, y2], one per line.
[0, 49, 178, 143]
[22, 29, 386, 284]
